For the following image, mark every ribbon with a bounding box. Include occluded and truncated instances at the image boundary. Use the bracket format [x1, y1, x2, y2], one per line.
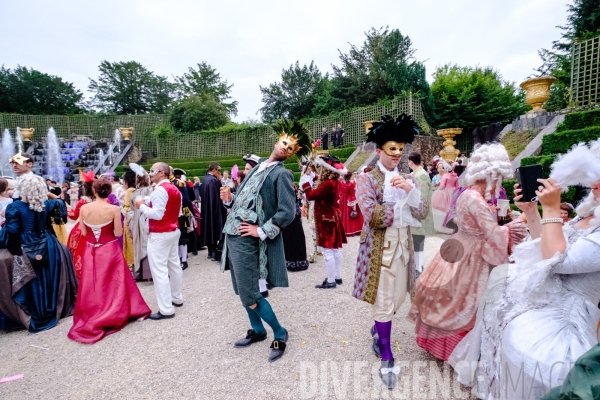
[380, 366, 401, 375]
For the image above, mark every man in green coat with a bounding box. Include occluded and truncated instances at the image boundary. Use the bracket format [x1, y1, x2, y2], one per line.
[408, 152, 433, 277]
[220, 123, 310, 362]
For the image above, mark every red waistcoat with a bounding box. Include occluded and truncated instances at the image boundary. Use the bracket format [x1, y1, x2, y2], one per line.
[148, 182, 181, 233]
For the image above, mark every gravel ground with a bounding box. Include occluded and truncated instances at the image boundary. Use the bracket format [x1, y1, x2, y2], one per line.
[0, 222, 475, 400]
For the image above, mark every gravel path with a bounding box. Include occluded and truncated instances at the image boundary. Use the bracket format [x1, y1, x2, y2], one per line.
[0, 222, 475, 399]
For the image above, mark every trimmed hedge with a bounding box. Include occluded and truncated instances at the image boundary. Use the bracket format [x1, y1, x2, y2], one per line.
[541, 126, 600, 155]
[520, 155, 558, 177]
[556, 108, 600, 132]
[502, 172, 575, 204]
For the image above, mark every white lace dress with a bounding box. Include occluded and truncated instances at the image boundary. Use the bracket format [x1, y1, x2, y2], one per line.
[449, 218, 600, 399]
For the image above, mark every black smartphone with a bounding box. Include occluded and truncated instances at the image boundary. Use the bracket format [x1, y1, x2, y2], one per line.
[515, 165, 544, 202]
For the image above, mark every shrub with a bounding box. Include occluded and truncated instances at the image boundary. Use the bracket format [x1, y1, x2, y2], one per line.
[541, 126, 600, 155]
[520, 155, 558, 176]
[556, 108, 600, 132]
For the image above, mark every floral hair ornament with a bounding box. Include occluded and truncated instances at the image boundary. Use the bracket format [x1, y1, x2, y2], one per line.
[80, 170, 95, 183]
[313, 154, 348, 175]
[231, 165, 239, 181]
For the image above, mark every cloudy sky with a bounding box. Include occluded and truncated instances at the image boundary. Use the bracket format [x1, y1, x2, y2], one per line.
[1, 0, 567, 121]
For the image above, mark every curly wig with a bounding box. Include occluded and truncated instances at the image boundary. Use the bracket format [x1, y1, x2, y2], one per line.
[18, 174, 48, 212]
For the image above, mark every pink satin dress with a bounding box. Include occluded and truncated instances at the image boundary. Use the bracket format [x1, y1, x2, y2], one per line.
[68, 220, 150, 344]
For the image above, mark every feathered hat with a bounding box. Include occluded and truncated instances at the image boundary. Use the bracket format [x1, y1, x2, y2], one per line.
[80, 170, 95, 183]
[129, 163, 146, 177]
[313, 154, 348, 175]
[271, 119, 312, 159]
[173, 168, 186, 177]
[472, 122, 504, 148]
[550, 139, 600, 191]
[243, 154, 261, 168]
[366, 114, 419, 147]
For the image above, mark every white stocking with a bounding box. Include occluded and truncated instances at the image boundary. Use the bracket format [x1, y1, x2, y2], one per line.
[178, 245, 187, 262]
[414, 251, 424, 273]
[333, 249, 342, 279]
[321, 248, 337, 283]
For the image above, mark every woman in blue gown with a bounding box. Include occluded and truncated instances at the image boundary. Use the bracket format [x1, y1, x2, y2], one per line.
[0, 174, 78, 333]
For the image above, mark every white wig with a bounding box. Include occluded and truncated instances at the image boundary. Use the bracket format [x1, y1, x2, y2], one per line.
[17, 174, 48, 212]
[463, 143, 513, 199]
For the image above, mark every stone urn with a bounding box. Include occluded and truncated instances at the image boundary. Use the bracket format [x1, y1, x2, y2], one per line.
[520, 76, 556, 114]
[119, 127, 134, 141]
[437, 128, 463, 163]
[20, 128, 35, 142]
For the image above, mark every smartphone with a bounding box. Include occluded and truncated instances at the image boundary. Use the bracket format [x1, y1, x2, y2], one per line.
[515, 165, 544, 202]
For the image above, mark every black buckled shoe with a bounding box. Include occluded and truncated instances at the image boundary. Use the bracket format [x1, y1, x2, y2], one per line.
[268, 329, 289, 363]
[261, 290, 269, 298]
[181, 261, 188, 270]
[379, 360, 400, 389]
[172, 302, 183, 308]
[234, 329, 267, 348]
[148, 311, 175, 320]
[335, 278, 343, 285]
[315, 279, 336, 289]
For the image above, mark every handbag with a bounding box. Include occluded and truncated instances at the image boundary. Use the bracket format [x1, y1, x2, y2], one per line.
[350, 207, 358, 219]
[22, 212, 48, 269]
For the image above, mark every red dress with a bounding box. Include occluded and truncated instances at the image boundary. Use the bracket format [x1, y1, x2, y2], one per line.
[338, 180, 363, 236]
[66, 198, 89, 279]
[68, 220, 151, 344]
[302, 179, 347, 249]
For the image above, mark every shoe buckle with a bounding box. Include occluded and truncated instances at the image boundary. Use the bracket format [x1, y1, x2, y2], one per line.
[273, 341, 279, 350]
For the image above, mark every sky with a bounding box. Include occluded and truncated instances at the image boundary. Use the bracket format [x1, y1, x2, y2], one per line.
[1, 0, 568, 122]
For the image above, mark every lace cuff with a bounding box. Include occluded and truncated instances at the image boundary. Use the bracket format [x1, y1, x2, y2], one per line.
[261, 219, 281, 240]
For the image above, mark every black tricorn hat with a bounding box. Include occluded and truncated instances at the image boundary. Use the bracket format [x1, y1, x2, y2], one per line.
[366, 114, 419, 147]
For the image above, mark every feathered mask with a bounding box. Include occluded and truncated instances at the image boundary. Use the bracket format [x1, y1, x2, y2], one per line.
[550, 139, 600, 191]
[271, 119, 312, 159]
[366, 114, 419, 148]
[129, 163, 146, 177]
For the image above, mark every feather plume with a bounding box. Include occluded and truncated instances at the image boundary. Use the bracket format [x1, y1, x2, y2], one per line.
[271, 119, 312, 159]
[473, 123, 504, 146]
[232, 165, 239, 181]
[550, 141, 600, 191]
[129, 163, 146, 177]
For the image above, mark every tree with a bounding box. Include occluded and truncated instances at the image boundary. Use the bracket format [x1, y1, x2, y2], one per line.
[0, 65, 84, 114]
[534, 0, 600, 110]
[175, 62, 238, 117]
[169, 93, 229, 132]
[431, 65, 528, 131]
[326, 27, 432, 111]
[259, 61, 326, 122]
[88, 61, 175, 114]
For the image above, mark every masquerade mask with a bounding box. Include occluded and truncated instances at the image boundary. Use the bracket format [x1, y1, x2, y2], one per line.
[9, 153, 31, 165]
[277, 133, 301, 155]
[381, 141, 404, 157]
[149, 168, 159, 177]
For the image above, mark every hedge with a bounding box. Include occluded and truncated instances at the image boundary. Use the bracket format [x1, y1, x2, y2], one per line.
[541, 126, 600, 155]
[556, 108, 600, 132]
[520, 155, 558, 177]
[502, 171, 575, 204]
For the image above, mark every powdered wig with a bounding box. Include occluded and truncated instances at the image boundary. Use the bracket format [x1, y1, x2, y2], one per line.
[463, 143, 513, 200]
[18, 174, 48, 212]
[575, 191, 600, 226]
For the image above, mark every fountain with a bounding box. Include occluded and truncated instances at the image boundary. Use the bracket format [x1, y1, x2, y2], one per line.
[0, 129, 15, 177]
[107, 144, 114, 165]
[16, 127, 23, 154]
[46, 127, 64, 184]
[114, 129, 121, 152]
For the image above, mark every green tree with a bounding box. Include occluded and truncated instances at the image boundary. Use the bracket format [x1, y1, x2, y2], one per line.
[88, 61, 175, 114]
[534, 0, 600, 110]
[169, 93, 229, 132]
[432, 65, 528, 131]
[175, 62, 238, 117]
[0, 65, 84, 114]
[259, 61, 326, 122]
[320, 27, 432, 114]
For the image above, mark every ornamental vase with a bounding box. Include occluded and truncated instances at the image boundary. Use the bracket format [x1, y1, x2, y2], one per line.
[520, 76, 556, 114]
[20, 128, 34, 142]
[437, 128, 463, 163]
[119, 127, 134, 141]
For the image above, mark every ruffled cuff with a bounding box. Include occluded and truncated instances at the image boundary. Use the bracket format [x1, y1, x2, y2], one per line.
[505, 220, 528, 256]
[261, 219, 281, 240]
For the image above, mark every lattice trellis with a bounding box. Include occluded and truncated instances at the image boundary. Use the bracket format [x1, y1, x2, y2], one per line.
[0, 95, 430, 160]
[572, 35, 600, 106]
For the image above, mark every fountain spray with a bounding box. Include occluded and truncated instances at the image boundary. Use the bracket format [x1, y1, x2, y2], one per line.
[0, 129, 15, 177]
[114, 129, 122, 152]
[16, 127, 23, 154]
[46, 127, 65, 183]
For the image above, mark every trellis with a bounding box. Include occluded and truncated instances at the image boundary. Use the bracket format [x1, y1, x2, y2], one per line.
[572, 35, 600, 106]
[154, 94, 431, 159]
[0, 94, 431, 160]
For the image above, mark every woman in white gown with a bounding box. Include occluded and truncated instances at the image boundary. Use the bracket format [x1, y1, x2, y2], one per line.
[450, 140, 600, 400]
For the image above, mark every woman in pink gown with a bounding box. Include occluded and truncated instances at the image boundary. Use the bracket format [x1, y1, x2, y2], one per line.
[338, 172, 363, 236]
[68, 178, 150, 344]
[431, 162, 458, 233]
[66, 171, 95, 279]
